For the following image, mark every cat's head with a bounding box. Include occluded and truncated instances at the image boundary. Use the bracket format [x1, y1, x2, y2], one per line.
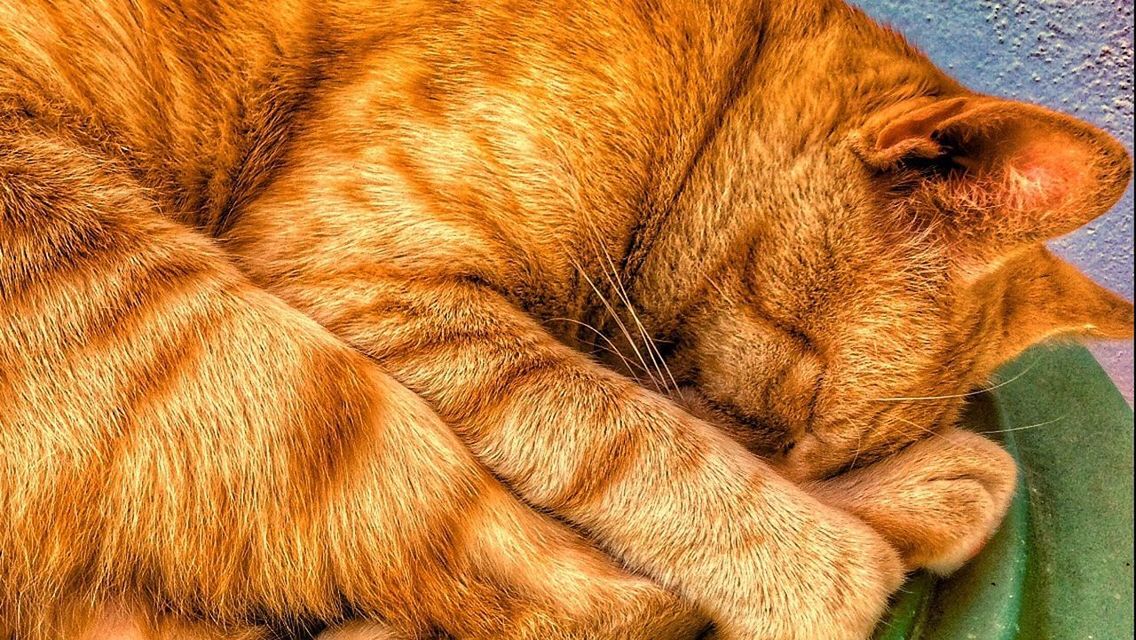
[612, 17, 1134, 481]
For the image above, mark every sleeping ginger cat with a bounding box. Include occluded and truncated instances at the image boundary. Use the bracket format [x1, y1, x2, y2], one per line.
[1, 0, 1132, 638]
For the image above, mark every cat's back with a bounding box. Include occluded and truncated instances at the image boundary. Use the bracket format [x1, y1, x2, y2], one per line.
[2, 0, 737, 240]
[0, 0, 612, 232]
[0, 0, 347, 229]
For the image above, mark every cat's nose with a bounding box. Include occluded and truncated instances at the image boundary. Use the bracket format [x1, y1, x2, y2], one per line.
[767, 433, 827, 482]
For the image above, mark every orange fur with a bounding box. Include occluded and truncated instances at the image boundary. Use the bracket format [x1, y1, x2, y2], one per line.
[1, 1, 1131, 639]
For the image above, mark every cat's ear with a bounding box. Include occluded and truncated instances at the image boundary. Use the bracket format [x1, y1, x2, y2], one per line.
[974, 246, 1133, 368]
[853, 95, 1132, 263]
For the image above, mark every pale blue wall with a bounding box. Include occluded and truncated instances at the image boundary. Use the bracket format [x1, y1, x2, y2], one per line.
[854, 0, 1135, 404]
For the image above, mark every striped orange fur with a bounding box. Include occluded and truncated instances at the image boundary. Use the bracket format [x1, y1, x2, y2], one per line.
[1, 1, 1131, 639]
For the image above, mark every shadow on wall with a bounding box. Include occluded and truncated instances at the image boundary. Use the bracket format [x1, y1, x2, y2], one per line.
[853, 0, 1135, 405]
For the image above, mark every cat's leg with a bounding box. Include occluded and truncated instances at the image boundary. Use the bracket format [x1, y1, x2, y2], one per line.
[225, 251, 904, 639]
[316, 623, 406, 640]
[0, 129, 703, 640]
[806, 428, 1017, 574]
[81, 607, 275, 640]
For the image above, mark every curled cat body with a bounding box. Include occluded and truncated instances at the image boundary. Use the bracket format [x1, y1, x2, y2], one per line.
[1, 0, 1132, 639]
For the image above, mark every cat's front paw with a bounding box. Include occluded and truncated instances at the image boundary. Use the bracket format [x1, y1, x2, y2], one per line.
[710, 508, 904, 640]
[809, 428, 1017, 575]
[318, 623, 405, 640]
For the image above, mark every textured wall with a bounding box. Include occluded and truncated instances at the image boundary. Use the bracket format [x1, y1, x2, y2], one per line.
[852, 0, 1135, 404]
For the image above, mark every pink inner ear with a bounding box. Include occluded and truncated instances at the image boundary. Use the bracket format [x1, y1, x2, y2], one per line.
[1006, 142, 1086, 210]
[1011, 161, 1065, 205]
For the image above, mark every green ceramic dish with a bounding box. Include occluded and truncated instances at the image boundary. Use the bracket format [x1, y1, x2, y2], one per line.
[873, 345, 1134, 639]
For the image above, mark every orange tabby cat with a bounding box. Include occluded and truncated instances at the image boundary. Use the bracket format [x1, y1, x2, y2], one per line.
[1, 0, 1131, 639]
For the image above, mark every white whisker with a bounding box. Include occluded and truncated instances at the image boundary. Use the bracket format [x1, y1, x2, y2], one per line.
[568, 256, 663, 392]
[594, 242, 680, 393]
[872, 360, 1039, 403]
[696, 263, 737, 307]
[980, 415, 1066, 435]
[893, 415, 947, 440]
[544, 316, 645, 383]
